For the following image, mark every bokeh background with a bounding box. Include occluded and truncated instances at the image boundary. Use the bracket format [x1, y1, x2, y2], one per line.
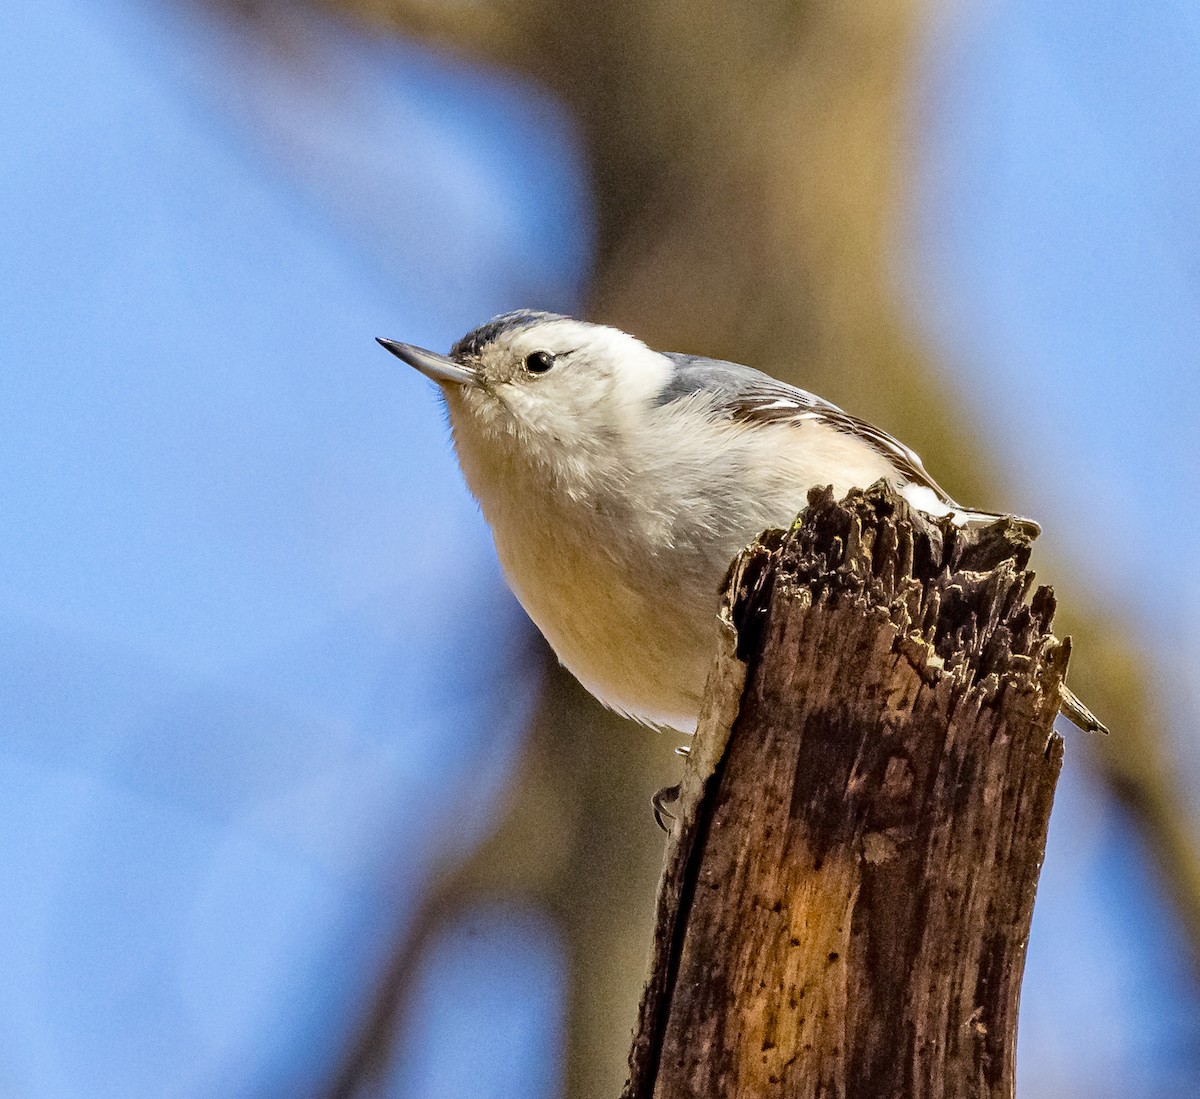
[3, 0, 1199, 1095]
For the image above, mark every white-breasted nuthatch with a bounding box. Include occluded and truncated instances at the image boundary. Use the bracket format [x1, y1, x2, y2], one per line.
[379, 310, 1103, 735]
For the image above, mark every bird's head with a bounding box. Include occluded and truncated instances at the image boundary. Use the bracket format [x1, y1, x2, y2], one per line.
[378, 311, 674, 483]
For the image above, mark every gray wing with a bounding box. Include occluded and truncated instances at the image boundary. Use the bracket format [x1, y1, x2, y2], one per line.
[658, 352, 951, 502]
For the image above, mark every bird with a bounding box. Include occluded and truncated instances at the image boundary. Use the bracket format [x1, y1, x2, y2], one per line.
[377, 310, 1104, 736]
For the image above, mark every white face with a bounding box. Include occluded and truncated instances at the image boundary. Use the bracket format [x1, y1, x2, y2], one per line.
[444, 317, 673, 458]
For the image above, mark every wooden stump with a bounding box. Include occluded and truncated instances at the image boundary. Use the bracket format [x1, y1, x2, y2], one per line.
[625, 483, 1068, 1099]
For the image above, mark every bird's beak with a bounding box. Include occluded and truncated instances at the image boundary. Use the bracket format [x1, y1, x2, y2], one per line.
[376, 338, 480, 386]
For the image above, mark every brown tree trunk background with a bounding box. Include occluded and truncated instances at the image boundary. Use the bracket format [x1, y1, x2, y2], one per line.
[254, 0, 1200, 1094]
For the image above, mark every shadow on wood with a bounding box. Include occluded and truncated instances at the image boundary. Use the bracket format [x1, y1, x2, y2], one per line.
[626, 482, 1068, 1099]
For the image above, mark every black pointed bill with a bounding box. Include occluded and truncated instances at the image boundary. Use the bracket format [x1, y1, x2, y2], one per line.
[376, 337, 479, 386]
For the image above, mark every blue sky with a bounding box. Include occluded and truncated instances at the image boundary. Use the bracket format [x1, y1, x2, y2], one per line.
[0, 0, 585, 1094]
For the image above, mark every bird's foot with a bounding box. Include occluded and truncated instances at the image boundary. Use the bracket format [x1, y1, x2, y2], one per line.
[651, 783, 681, 833]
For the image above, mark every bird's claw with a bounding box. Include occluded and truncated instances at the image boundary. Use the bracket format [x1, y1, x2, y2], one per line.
[651, 783, 681, 833]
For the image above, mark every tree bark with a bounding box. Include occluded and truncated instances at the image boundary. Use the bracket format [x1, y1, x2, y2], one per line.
[627, 483, 1066, 1099]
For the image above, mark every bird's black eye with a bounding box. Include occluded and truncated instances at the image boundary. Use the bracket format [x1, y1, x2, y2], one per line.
[524, 350, 554, 375]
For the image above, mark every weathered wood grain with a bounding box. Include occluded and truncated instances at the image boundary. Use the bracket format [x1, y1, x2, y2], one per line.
[625, 483, 1067, 1099]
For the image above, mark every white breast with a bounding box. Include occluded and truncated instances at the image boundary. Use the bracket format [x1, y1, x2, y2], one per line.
[446, 389, 904, 731]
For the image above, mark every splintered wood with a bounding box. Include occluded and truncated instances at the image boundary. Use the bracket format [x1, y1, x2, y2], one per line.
[625, 483, 1068, 1099]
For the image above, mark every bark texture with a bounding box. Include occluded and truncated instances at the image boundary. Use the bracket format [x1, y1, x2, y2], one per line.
[627, 483, 1065, 1099]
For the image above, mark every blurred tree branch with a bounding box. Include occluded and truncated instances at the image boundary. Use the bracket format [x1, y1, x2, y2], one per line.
[290, 0, 1200, 1092]
[329, 650, 680, 1098]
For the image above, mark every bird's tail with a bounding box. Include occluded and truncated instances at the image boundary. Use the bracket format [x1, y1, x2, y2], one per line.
[951, 508, 1108, 733]
[952, 507, 1042, 541]
[914, 498, 1103, 732]
[1059, 684, 1109, 735]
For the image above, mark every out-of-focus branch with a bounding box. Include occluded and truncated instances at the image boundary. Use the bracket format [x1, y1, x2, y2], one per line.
[328, 651, 680, 1099]
[1062, 620, 1200, 964]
